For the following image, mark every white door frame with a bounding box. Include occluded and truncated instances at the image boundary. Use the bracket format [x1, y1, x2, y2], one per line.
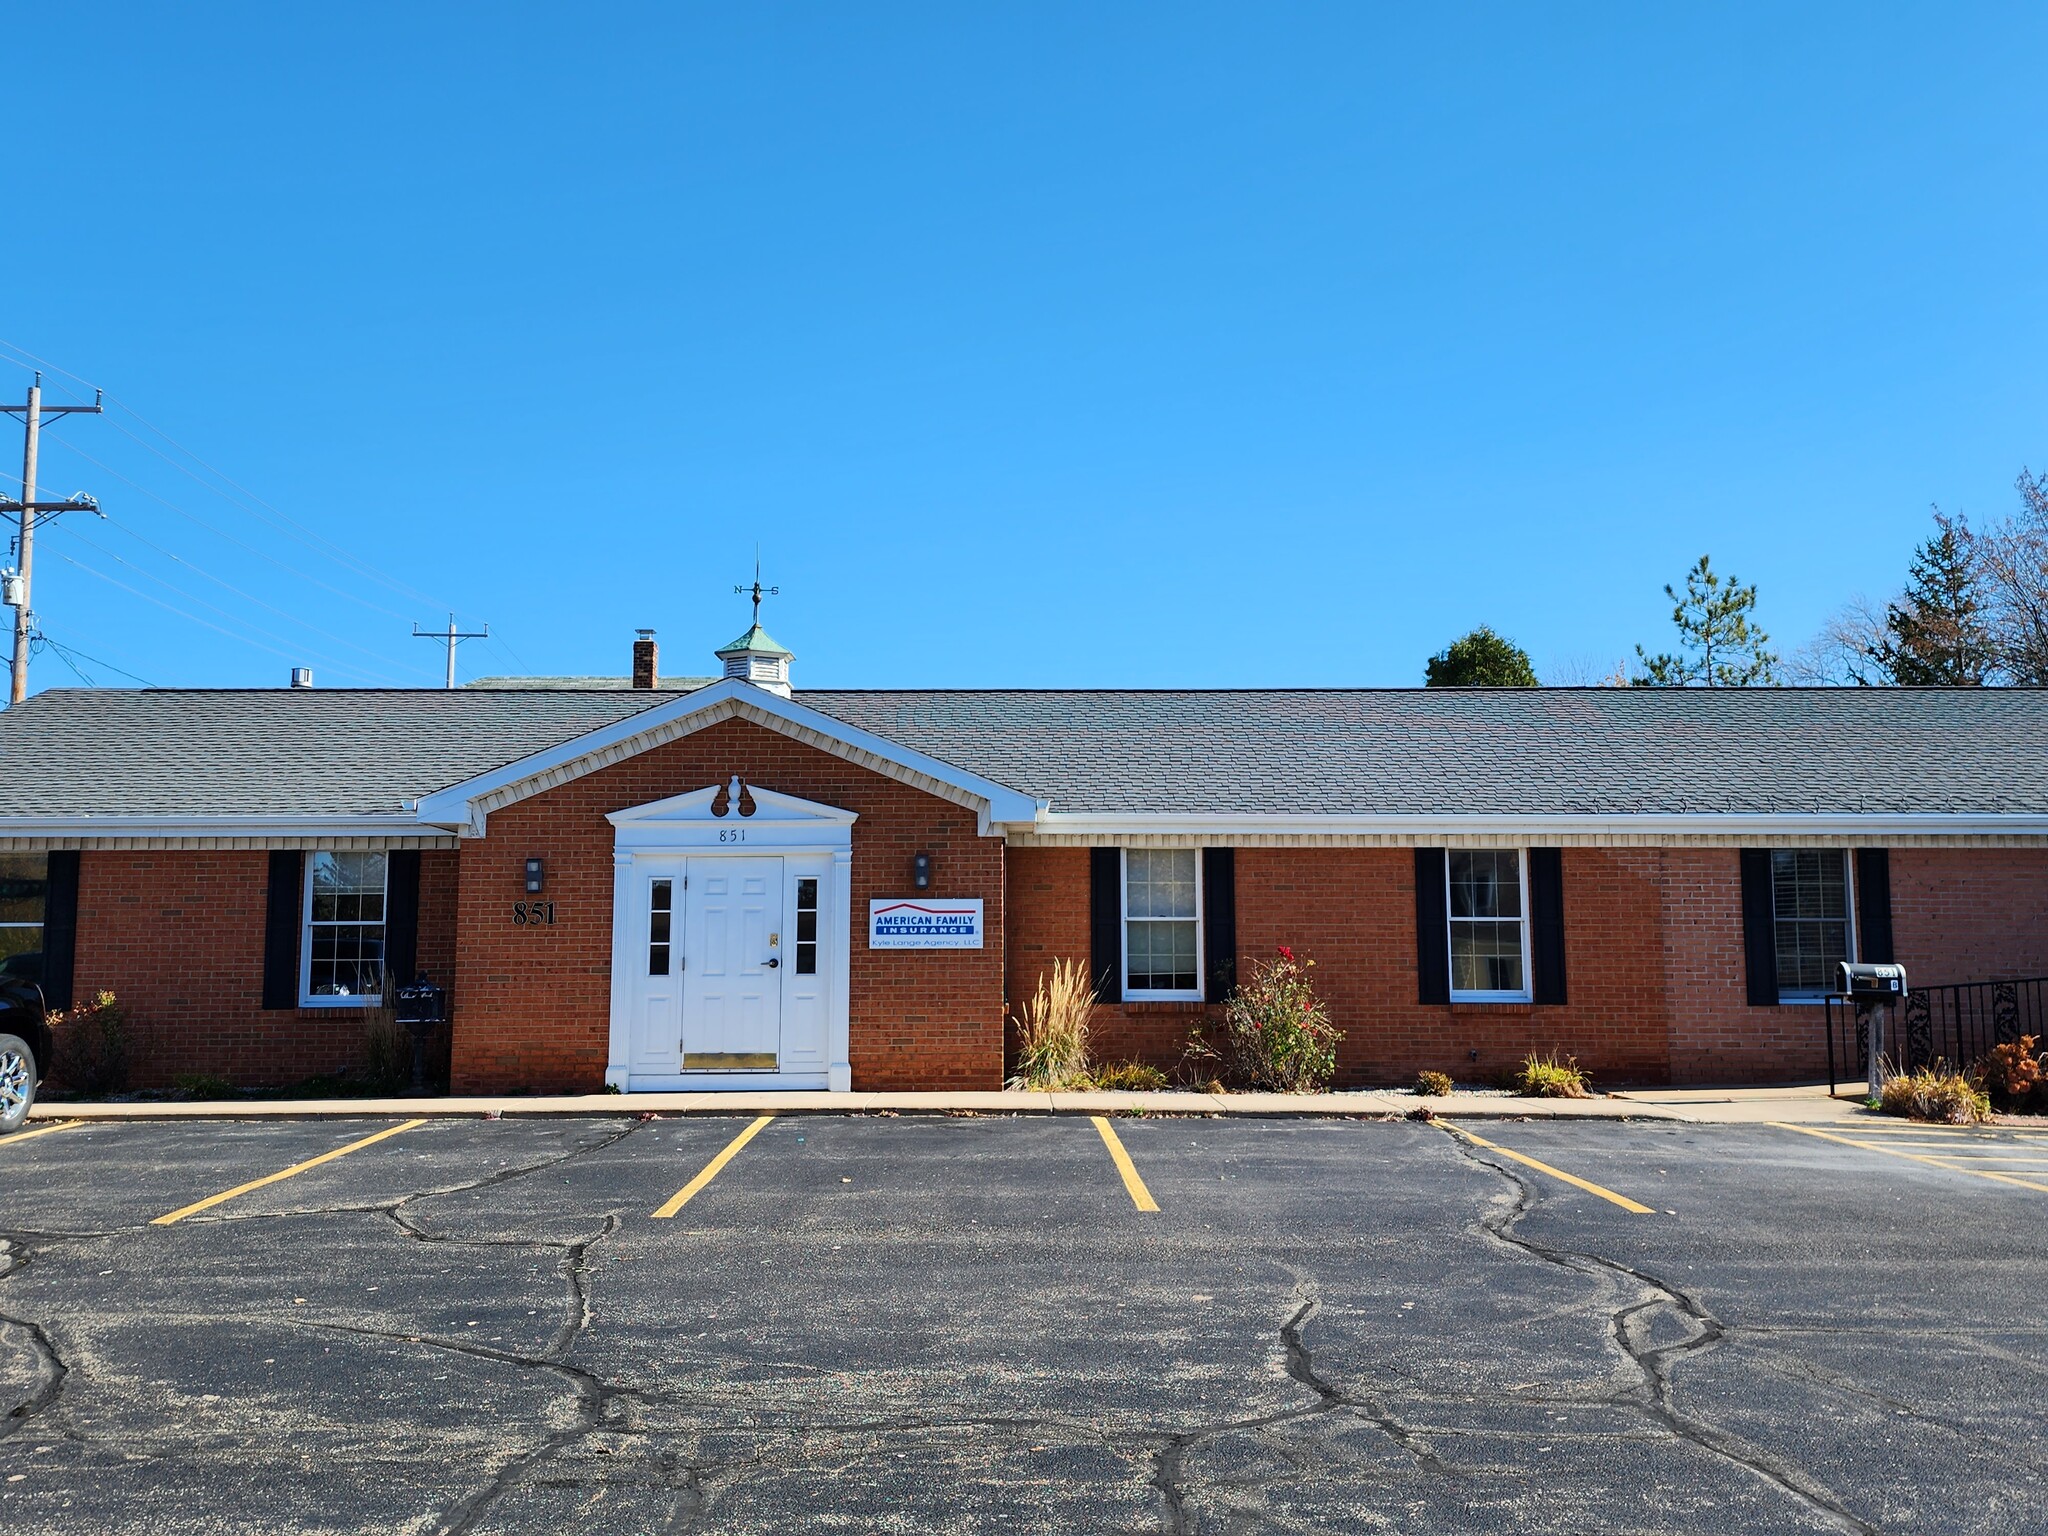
[605, 778, 856, 1092]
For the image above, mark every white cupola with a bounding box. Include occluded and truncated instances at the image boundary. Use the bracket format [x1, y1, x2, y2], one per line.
[715, 621, 793, 697]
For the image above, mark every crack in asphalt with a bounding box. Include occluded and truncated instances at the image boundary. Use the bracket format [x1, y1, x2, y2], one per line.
[1147, 1281, 1456, 1534]
[0, 1236, 69, 1442]
[1441, 1127, 1881, 1536]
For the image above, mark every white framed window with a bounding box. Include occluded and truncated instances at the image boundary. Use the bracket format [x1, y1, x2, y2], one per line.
[1447, 849, 1531, 1001]
[301, 850, 388, 1006]
[1771, 849, 1855, 1002]
[1122, 848, 1203, 1000]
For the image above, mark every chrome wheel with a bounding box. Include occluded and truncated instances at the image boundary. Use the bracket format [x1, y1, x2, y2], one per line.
[0, 1042, 32, 1131]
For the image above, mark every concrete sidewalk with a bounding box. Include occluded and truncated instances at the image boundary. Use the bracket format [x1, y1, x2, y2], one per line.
[26, 1081, 1879, 1126]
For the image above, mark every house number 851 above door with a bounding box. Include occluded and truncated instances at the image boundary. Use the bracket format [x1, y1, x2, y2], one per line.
[513, 901, 558, 926]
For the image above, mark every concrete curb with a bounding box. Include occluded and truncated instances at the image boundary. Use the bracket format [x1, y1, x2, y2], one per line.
[25, 1084, 1875, 1126]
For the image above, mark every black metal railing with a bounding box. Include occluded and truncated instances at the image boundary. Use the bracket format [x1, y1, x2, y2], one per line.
[1826, 977, 2048, 1094]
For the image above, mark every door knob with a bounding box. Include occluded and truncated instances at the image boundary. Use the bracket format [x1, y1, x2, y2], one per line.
[764, 957, 780, 968]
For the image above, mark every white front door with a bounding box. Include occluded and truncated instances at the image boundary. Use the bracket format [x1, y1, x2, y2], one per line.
[681, 857, 784, 1069]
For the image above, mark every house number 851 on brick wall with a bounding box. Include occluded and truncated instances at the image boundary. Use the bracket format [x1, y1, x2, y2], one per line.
[512, 901, 557, 926]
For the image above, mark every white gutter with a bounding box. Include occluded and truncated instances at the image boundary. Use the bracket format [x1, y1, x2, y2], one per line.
[0, 815, 461, 839]
[1005, 811, 2048, 839]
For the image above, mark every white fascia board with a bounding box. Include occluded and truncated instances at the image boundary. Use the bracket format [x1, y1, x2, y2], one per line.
[1019, 811, 2048, 840]
[415, 678, 1039, 834]
[0, 815, 457, 839]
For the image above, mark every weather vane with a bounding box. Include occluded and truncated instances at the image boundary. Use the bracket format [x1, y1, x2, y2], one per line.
[734, 549, 778, 627]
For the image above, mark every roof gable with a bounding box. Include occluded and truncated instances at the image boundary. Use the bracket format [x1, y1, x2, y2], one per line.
[412, 679, 1041, 835]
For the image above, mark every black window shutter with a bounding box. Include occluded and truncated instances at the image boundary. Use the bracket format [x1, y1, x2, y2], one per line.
[1528, 847, 1567, 1005]
[1855, 848, 1894, 965]
[262, 850, 305, 1011]
[1201, 847, 1236, 1003]
[1739, 849, 1779, 1006]
[1088, 847, 1122, 1004]
[384, 849, 422, 991]
[40, 850, 80, 1012]
[1414, 848, 1450, 1005]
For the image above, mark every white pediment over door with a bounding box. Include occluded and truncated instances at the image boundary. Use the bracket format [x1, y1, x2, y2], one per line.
[607, 777, 858, 851]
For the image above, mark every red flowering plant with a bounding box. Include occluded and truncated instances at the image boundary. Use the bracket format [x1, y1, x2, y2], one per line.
[1215, 946, 1341, 1092]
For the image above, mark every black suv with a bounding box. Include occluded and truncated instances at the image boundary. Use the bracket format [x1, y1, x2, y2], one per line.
[0, 968, 52, 1134]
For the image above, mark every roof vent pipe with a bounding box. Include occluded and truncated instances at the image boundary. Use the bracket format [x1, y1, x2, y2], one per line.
[632, 629, 658, 690]
[289, 667, 313, 689]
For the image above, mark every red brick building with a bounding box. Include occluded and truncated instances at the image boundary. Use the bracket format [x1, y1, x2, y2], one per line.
[2, 627, 2044, 1093]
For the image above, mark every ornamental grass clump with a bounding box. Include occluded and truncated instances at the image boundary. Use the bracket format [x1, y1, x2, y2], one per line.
[1219, 947, 1341, 1093]
[1413, 1070, 1455, 1097]
[1007, 957, 1095, 1090]
[1879, 1061, 1991, 1124]
[1513, 1050, 1592, 1099]
[1087, 1060, 1169, 1092]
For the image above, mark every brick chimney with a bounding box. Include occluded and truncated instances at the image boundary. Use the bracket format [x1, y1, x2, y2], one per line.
[631, 629, 658, 690]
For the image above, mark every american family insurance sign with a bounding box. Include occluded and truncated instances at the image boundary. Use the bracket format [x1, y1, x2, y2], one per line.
[867, 897, 985, 950]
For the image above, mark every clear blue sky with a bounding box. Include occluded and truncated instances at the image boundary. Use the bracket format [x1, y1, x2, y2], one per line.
[6, 4, 2045, 692]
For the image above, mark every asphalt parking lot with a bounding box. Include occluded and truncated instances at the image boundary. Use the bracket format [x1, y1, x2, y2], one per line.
[3, 1111, 2046, 1535]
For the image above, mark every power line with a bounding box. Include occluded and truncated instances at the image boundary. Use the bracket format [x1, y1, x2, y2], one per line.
[53, 522, 415, 684]
[30, 629, 161, 688]
[88, 508, 440, 679]
[46, 545, 402, 684]
[0, 341, 482, 623]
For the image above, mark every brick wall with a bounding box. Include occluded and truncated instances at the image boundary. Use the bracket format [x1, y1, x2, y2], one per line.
[67, 847, 460, 1090]
[1006, 843, 2048, 1088]
[449, 716, 1007, 1093]
[1890, 849, 2048, 985]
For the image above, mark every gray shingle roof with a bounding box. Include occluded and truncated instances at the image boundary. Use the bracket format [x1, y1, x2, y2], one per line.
[0, 684, 2044, 820]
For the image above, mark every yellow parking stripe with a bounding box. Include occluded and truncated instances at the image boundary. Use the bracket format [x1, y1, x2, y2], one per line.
[652, 1115, 774, 1218]
[1091, 1115, 1159, 1211]
[1442, 1124, 1655, 1214]
[1771, 1122, 2048, 1195]
[153, 1119, 428, 1225]
[3, 1119, 81, 1146]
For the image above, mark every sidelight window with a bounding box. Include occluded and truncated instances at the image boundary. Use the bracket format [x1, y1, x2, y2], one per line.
[648, 878, 673, 976]
[795, 877, 819, 975]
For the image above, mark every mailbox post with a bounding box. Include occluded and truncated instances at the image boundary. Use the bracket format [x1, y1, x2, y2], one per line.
[1840, 962, 1907, 1101]
[392, 972, 449, 1095]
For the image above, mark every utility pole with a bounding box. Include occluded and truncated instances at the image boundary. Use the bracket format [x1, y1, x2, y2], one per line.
[412, 613, 489, 689]
[2, 374, 105, 704]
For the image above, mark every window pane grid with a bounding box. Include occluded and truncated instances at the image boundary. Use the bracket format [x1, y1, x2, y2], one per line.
[1448, 850, 1526, 996]
[1772, 851, 1849, 995]
[795, 877, 818, 976]
[306, 851, 387, 1000]
[648, 879, 672, 976]
[1126, 849, 1199, 994]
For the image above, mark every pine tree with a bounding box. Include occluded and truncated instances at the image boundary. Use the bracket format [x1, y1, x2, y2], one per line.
[1867, 511, 1992, 685]
[1633, 555, 1778, 687]
[1424, 626, 1538, 686]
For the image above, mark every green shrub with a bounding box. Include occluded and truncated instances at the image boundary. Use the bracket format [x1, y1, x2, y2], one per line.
[1880, 1062, 1990, 1124]
[1088, 1060, 1168, 1092]
[1008, 957, 1095, 1089]
[1217, 947, 1342, 1093]
[51, 990, 128, 1095]
[1513, 1050, 1592, 1099]
[1413, 1070, 1454, 1097]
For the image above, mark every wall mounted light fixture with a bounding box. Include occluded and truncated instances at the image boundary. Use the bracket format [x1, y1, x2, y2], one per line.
[912, 852, 931, 890]
[525, 857, 546, 894]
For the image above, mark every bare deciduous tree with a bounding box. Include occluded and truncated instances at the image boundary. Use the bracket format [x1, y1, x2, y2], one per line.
[1970, 469, 2048, 684]
[1781, 595, 1888, 686]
